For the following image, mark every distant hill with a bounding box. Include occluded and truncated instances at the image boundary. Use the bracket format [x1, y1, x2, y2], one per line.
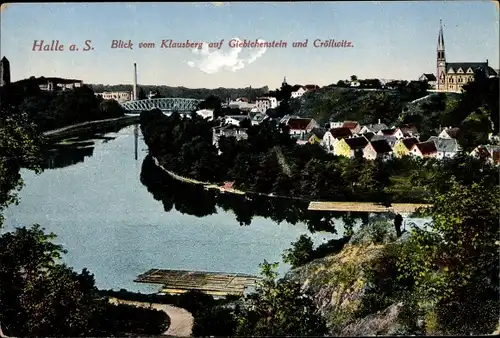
[292, 86, 461, 125]
[88, 84, 270, 101]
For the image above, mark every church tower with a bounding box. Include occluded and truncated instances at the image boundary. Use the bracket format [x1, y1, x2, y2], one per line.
[436, 20, 446, 91]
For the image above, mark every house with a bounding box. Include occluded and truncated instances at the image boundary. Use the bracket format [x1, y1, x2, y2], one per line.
[398, 124, 420, 138]
[363, 139, 393, 160]
[286, 118, 318, 137]
[196, 109, 214, 120]
[297, 130, 325, 145]
[438, 127, 460, 139]
[371, 135, 398, 148]
[304, 84, 320, 91]
[327, 121, 345, 129]
[334, 136, 369, 158]
[350, 80, 360, 87]
[359, 120, 388, 134]
[255, 96, 278, 113]
[392, 137, 420, 158]
[342, 121, 361, 134]
[377, 128, 404, 139]
[249, 112, 268, 125]
[291, 85, 307, 98]
[419, 73, 437, 88]
[427, 136, 462, 159]
[212, 125, 248, 149]
[322, 127, 353, 152]
[410, 141, 438, 158]
[224, 115, 250, 127]
[470, 145, 500, 165]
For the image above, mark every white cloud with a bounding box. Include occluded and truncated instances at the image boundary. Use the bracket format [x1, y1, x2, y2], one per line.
[187, 38, 267, 74]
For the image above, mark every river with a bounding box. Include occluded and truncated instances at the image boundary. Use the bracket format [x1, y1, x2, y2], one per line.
[2, 125, 354, 293]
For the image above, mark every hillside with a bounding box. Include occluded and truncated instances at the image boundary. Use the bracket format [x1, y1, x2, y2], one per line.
[291, 86, 466, 139]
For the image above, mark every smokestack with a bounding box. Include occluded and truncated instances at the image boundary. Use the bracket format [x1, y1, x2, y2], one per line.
[133, 63, 138, 100]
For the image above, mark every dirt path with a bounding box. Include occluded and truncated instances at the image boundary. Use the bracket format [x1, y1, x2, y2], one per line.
[109, 297, 194, 337]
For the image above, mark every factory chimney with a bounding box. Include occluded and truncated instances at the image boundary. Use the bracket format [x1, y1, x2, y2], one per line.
[133, 63, 138, 100]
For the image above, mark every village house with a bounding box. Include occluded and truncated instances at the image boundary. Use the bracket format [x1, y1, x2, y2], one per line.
[196, 109, 214, 120]
[470, 145, 500, 165]
[427, 136, 462, 159]
[297, 129, 325, 146]
[326, 121, 345, 129]
[419, 73, 437, 88]
[359, 120, 388, 134]
[249, 112, 268, 125]
[224, 115, 250, 127]
[399, 124, 420, 138]
[438, 127, 460, 139]
[321, 127, 353, 152]
[370, 134, 398, 147]
[255, 96, 278, 113]
[334, 136, 369, 158]
[212, 125, 248, 149]
[304, 84, 320, 91]
[286, 118, 318, 137]
[410, 141, 438, 158]
[392, 137, 420, 158]
[291, 85, 307, 98]
[377, 128, 405, 139]
[342, 121, 361, 134]
[363, 139, 393, 161]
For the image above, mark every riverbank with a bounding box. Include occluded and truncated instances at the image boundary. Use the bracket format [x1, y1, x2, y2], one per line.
[151, 156, 431, 213]
[43, 115, 140, 143]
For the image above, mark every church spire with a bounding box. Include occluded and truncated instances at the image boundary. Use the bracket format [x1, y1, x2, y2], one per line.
[437, 19, 445, 51]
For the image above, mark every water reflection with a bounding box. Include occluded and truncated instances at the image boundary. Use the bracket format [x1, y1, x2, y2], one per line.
[140, 154, 372, 234]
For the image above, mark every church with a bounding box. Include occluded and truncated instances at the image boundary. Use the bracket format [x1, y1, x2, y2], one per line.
[433, 20, 498, 93]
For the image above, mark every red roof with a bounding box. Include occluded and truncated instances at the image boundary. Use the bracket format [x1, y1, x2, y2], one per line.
[342, 121, 359, 130]
[287, 118, 312, 130]
[402, 137, 419, 150]
[415, 141, 437, 155]
[329, 127, 352, 139]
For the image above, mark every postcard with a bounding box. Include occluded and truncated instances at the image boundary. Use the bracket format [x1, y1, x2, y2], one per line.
[0, 2, 499, 337]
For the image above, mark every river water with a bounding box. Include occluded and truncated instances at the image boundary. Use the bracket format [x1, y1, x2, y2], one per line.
[2, 125, 354, 293]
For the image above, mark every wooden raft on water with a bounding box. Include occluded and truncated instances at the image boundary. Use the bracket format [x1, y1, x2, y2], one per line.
[308, 201, 431, 213]
[134, 269, 261, 297]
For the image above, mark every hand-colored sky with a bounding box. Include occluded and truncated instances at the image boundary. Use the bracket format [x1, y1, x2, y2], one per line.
[1, 2, 498, 89]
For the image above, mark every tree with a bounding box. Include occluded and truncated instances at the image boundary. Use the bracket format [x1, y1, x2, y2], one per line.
[138, 87, 147, 100]
[282, 234, 314, 268]
[350, 75, 358, 82]
[397, 178, 499, 334]
[234, 261, 328, 336]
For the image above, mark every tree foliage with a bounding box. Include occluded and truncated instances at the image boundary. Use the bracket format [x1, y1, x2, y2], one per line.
[233, 261, 328, 336]
[397, 178, 499, 334]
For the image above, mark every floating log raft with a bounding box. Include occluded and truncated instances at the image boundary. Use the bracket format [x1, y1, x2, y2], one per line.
[308, 201, 431, 213]
[135, 269, 261, 297]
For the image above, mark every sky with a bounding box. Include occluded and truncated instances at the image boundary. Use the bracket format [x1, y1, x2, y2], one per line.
[1, 1, 499, 89]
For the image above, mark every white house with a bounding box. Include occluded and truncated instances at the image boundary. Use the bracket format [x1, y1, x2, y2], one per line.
[409, 141, 438, 158]
[363, 139, 393, 161]
[321, 127, 353, 152]
[255, 96, 278, 113]
[350, 81, 360, 87]
[224, 115, 250, 126]
[212, 125, 248, 149]
[359, 120, 388, 134]
[470, 145, 500, 165]
[196, 109, 214, 120]
[291, 86, 307, 98]
[286, 118, 318, 137]
[438, 127, 460, 139]
[427, 136, 462, 159]
[377, 128, 404, 140]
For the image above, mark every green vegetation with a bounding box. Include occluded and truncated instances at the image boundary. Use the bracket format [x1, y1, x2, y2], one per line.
[233, 261, 328, 336]
[90, 83, 270, 101]
[1, 78, 125, 132]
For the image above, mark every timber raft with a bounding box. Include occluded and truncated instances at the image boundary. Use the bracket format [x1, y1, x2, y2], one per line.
[135, 269, 262, 297]
[308, 201, 431, 213]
